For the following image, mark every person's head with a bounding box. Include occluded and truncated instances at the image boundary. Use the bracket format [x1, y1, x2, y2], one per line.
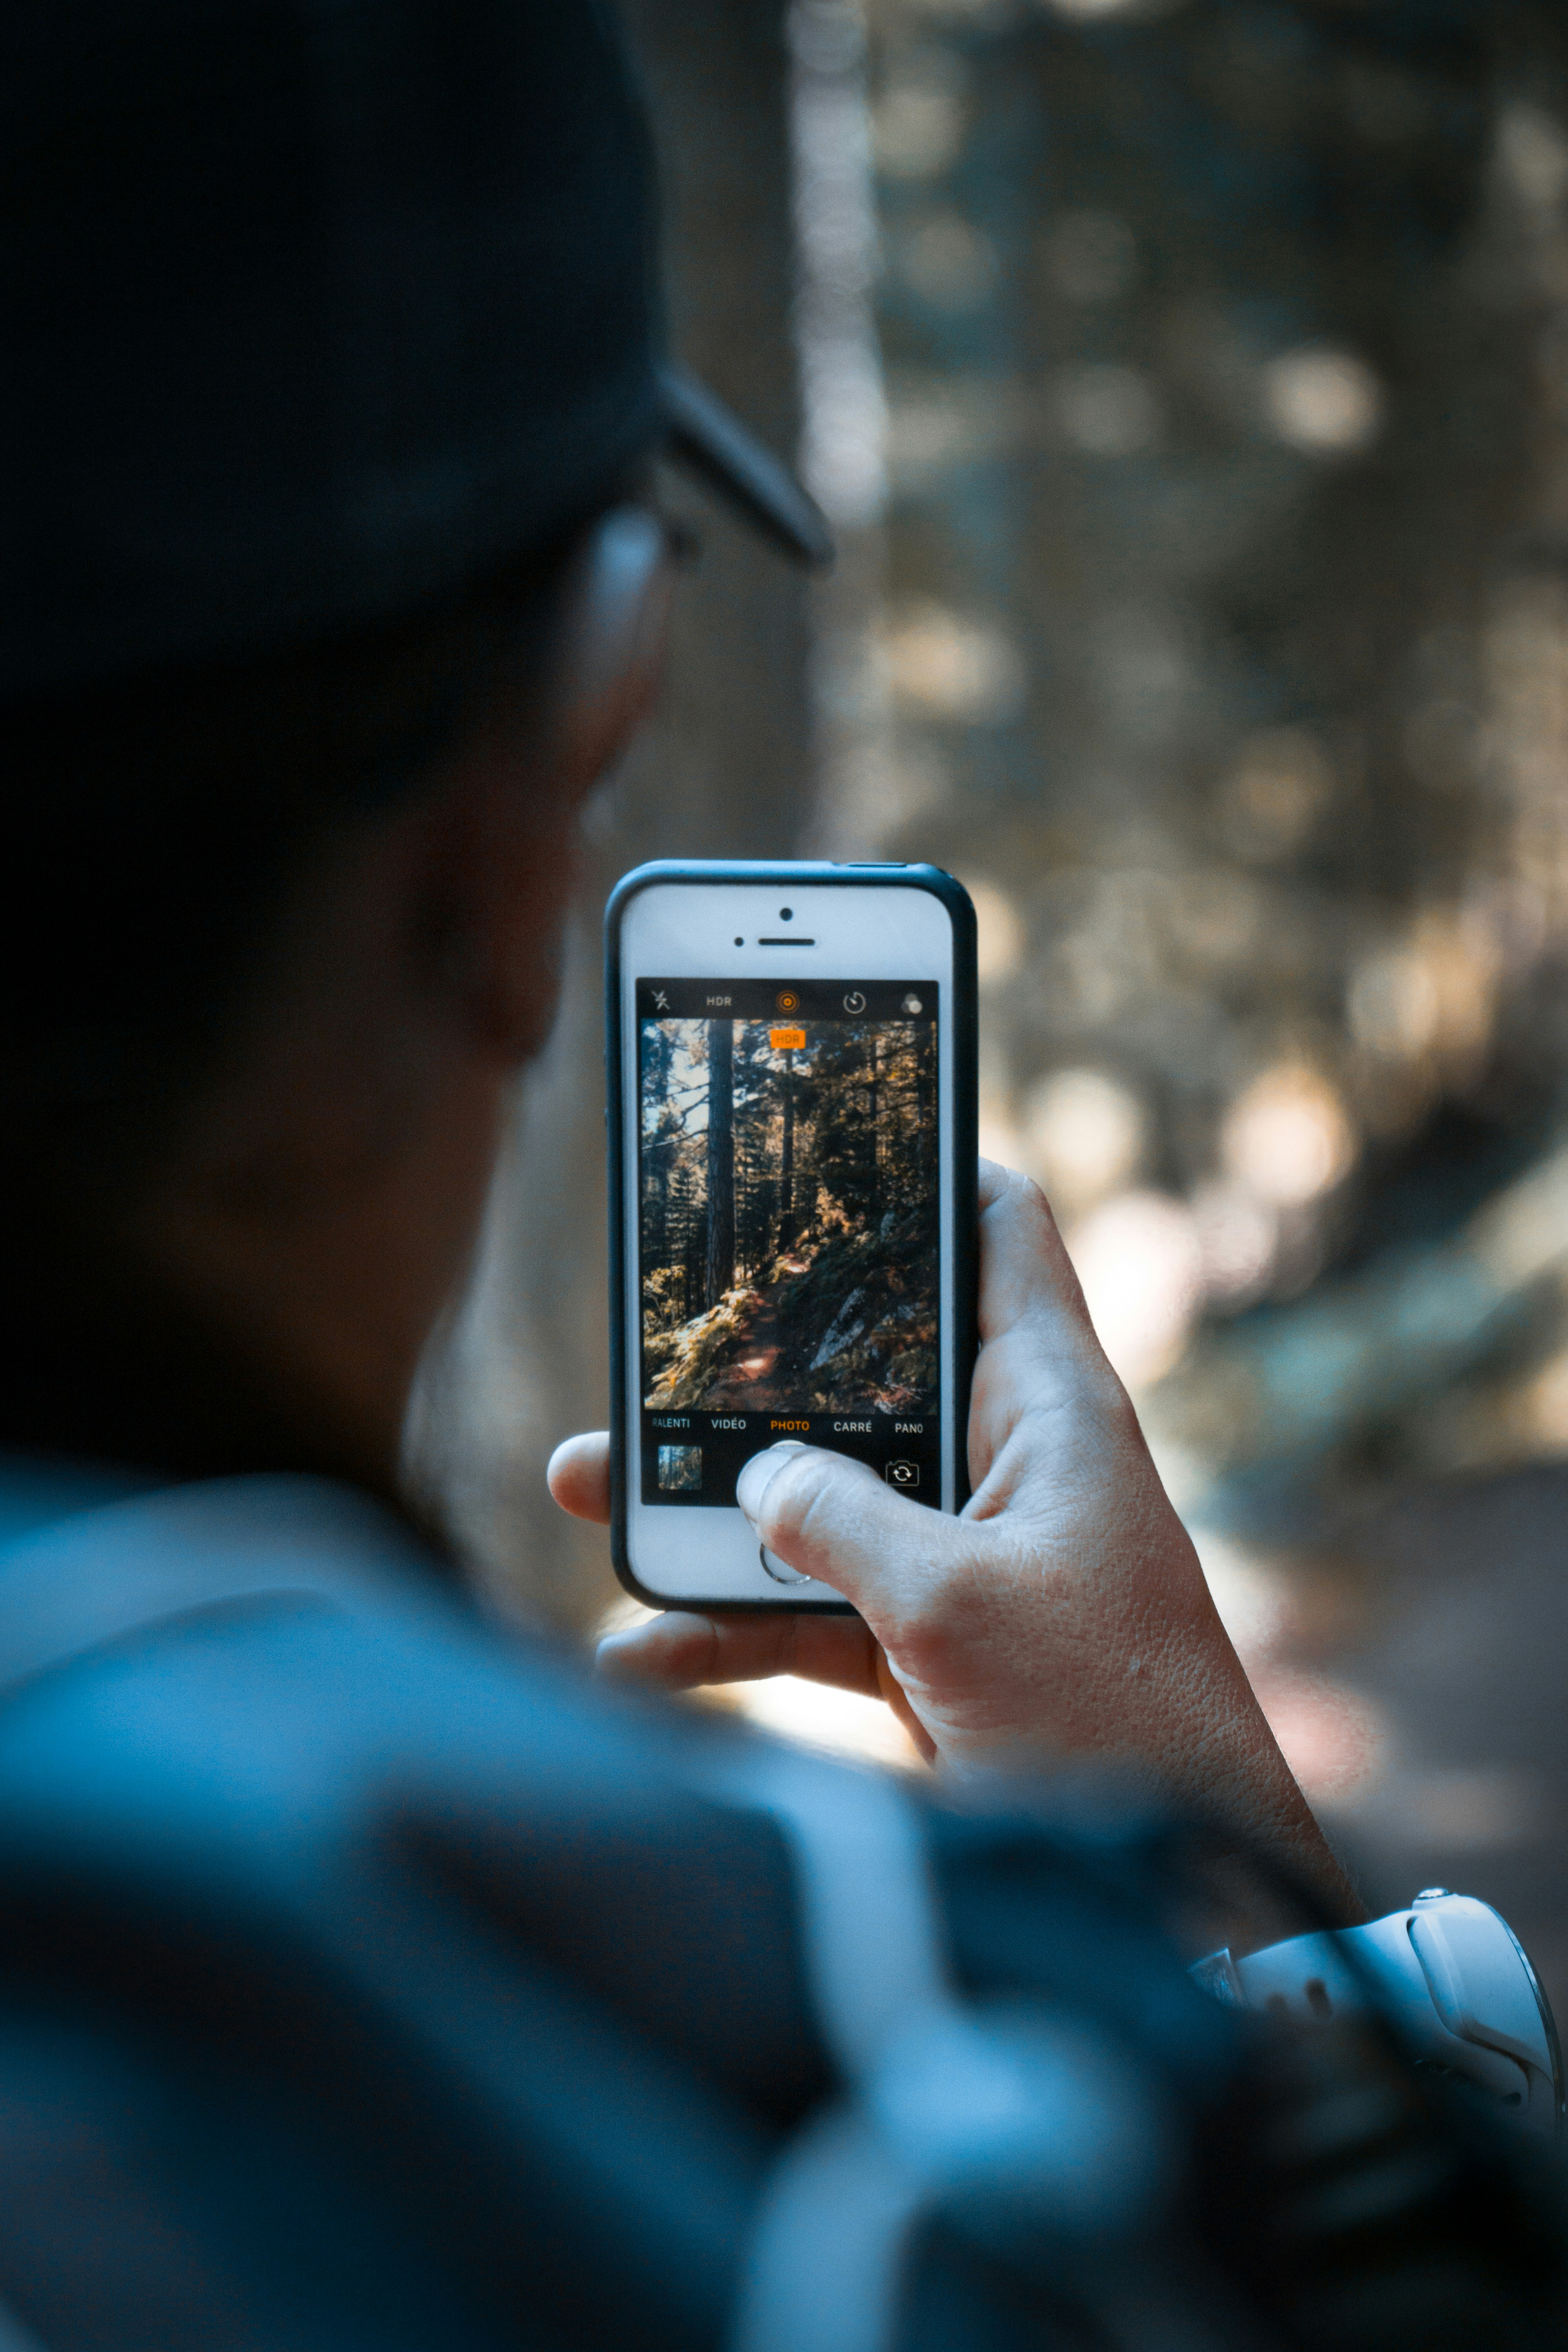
[0, 0, 823, 1494]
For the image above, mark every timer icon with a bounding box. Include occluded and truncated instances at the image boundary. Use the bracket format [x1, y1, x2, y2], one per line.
[843, 989, 867, 1013]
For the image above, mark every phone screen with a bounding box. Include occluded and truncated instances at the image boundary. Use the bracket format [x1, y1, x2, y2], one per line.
[636, 975, 941, 1509]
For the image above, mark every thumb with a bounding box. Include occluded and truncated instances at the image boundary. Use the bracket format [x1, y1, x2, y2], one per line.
[737, 1442, 962, 1619]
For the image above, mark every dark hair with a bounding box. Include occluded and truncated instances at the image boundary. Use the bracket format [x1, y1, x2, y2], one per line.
[0, 508, 612, 1179]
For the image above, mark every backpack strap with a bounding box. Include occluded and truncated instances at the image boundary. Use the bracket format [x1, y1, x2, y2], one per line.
[720, 1751, 951, 2352]
[717, 1746, 1171, 2352]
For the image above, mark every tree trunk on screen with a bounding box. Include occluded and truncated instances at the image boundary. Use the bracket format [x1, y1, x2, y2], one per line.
[705, 1020, 735, 1307]
[868, 1034, 881, 1177]
[777, 1061, 795, 1258]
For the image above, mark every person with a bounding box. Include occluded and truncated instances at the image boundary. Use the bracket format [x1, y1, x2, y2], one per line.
[0, 0, 1555, 2344]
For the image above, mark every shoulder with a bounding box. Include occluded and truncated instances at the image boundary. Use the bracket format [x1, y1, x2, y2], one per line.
[0, 1475, 1235, 2348]
[0, 1474, 831, 2116]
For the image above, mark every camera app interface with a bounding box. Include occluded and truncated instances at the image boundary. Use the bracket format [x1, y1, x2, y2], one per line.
[637, 978, 940, 1508]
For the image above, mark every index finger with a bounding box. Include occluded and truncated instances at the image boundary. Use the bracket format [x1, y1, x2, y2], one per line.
[596, 1608, 882, 1694]
[967, 1161, 1125, 1495]
[976, 1160, 1099, 1356]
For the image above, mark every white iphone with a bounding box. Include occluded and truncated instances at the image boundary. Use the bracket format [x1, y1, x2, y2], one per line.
[605, 860, 978, 1610]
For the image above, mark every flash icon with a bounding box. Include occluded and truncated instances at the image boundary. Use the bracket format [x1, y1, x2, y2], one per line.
[652, 989, 670, 1011]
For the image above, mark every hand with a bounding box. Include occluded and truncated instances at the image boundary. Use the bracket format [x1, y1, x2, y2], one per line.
[549, 1161, 1357, 1918]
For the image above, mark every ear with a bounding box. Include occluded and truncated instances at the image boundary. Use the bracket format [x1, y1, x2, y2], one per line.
[550, 506, 677, 780]
[442, 505, 675, 1057]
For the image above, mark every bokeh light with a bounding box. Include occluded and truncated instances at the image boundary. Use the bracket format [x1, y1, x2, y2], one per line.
[1261, 347, 1384, 455]
[1065, 1190, 1203, 1388]
[1220, 1067, 1357, 1209]
[1021, 1067, 1147, 1216]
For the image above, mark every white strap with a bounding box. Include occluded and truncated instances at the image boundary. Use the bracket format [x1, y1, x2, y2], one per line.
[710, 1748, 1172, 2352]
[701, 1750, 947, 2352]
[710, 1747, 949, 2082]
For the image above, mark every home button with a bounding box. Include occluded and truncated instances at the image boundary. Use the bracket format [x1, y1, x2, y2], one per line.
[760, 1544, 810, 1586]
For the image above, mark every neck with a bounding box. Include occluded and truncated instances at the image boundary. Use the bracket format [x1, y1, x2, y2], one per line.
[0, 1205, 403, 1495]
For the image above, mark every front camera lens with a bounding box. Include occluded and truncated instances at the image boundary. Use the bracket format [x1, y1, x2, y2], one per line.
[780, 906, 793, 920]
[734, 935, 744, 946]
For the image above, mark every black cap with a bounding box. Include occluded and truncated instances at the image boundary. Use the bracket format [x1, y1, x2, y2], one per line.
[0, 0, 829, 699]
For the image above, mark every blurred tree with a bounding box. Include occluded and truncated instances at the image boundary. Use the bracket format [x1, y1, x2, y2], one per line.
[861, 0, 1568, 1529]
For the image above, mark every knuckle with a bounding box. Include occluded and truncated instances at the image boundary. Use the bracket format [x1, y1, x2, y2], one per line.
[755, 1452, 823, 1551]
[758, 1449, 876, 1574]
[699, 1615, 726, 1683]
[762, 1458, 846, 1552]
[792, 1463, 853, 1559]
[1097, 1377, 1145, 1443]
[998, 1165, 1058, 1238]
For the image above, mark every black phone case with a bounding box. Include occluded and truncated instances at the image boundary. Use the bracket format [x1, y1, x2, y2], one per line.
[604, 859, 979, 1612]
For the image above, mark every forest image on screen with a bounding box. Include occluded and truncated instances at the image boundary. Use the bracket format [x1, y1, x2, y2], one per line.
[639, 998, 938, 1421]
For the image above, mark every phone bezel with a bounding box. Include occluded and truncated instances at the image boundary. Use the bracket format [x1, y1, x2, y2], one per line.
[604, 860, 978, 1613]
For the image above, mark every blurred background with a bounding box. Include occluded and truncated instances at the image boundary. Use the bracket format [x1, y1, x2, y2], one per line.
[410, 0, 1568, 1999]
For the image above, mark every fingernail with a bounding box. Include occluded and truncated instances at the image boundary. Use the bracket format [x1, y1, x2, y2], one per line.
[735, 1441, 808, 1526]
[593, 1632, 639, 1680]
